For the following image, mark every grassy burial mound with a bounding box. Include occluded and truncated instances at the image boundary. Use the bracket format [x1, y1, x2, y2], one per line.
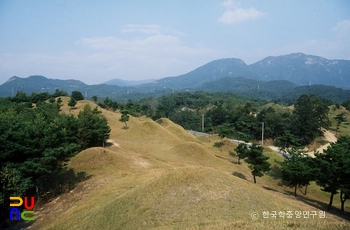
[27, 100, 349, 230]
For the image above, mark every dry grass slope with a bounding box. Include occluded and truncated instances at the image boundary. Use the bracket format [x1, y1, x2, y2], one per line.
[28, 99, 350, 230]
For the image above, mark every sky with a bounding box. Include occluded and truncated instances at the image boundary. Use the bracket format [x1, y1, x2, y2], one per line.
[0, 0, 350, 85]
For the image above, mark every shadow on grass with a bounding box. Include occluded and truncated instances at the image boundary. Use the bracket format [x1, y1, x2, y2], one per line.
[214, 141, 224, 151]
[262, 186, 279, 193]
[232, 172, 247, 180]
[266, 165, 282, 180]
[3, 168, 91, 229]
[104, 142, 115, 147]
[39, 168, 92, 203]
[283, 190, 350, 221]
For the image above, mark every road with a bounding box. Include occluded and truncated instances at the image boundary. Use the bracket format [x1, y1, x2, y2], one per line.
[188, 129, 337, 158]
[187, 130, 252, 147]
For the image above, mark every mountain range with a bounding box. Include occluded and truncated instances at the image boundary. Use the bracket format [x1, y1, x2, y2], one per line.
[1, 53, 350, 103]
[104, 78, 157, 86]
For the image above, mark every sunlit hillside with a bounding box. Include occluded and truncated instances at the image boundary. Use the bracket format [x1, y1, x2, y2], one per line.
[24, 99, 350, 229]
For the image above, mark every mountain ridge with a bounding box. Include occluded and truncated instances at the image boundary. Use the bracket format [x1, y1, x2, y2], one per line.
[1, 53, 350, 102]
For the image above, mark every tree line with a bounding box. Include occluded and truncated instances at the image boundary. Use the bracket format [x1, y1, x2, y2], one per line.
[96, 92, 335, 147]
[280, 136, 350, 212]
[0, 91, 110, 225]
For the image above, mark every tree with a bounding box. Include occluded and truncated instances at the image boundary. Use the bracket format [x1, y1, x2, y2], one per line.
[77, 105, 111, 149]
[234, 143, 249, 164]
[119, 110, 130, 128]
[68, 98, 77, 109]
[315, 135, 350, 211]
[334, 112, 347, 134]
[0, 102, 81, 203]
[57, 97, 62, 105]
[292, 94, 331, 145]
[342, 99, 350, 111]
[169, 109, 200, 131]
[92, 95, 98, 102]
[71, 91, 84, 101]
[244, 143, 271, 183]
[218, 123, 233, 139]
[158, 95, 176, 118]
[281, 149, 315, 197]
[49, 97, 55, 103]
[53, 88, 68, 97]
[274, 130, 301, 150]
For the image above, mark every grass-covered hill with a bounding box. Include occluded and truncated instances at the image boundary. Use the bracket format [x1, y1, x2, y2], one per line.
[25, 99, 350, 229]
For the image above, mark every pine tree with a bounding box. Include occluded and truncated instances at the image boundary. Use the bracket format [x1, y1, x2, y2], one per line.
[119, 110, 130, 128]
[68, 98, 77, 109]
[315, 135, 350, 211]
[244, 143, 271, 183]
[234, 143, 249, 164]
[281, 149, 315, 197]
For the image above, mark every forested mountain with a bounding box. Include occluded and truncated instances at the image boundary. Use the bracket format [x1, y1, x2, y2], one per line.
[1, 75, 87, 96]
[104, 78, 156, 86]
[1, 53, 350, 102]
[250, 53, 350, 88]
[139, 58, 256, 90]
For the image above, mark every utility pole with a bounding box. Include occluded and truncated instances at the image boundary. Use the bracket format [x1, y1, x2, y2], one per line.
[201, 114, 204, 132]
[261, 122, 264, 146]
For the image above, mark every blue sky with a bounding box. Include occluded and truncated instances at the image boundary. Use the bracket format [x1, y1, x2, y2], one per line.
[0, 0, 349, 85]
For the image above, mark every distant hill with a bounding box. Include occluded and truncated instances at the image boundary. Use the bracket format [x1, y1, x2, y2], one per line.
[196, 77, 350, 103]
[1, 75, 87, 96]
[196, 77, 298, 101]
[0, 75, 136, 99]
[139, 53, 350, 90]
[1, 53, 350, 102]
[139, 58, 256, 90]
[104, 78, 157, 86]
[250, 53, 350, 89]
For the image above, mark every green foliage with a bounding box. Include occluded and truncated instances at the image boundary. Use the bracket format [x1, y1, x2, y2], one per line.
[57, 97, 62, 105]
[0, 166, 32, 221]
[77, 105, 111, 148]
[341, 99, 350, 111]
[292, 94, 331, 145]
[315, 135, 350, 211]
[68, 98, 77, 108]
[280, 149, 315, 197]
[53, 88, 68, 97]
[119, 110, 130, 128]
[256, 107, 292, 140]
[244, 143, 271, 183]
[49, 97, 56, 103]
[170, 109, 200, 130]
[0, 98, 111, 223]
[71, 91, 84, 101]
[218, 123, 233, 139]
[98, 97, 120, 111]
[92, 95, 98, 102]
[334, 112, 347, 133]
[274, 130, 301, 149]
[234, 143, 249, 164]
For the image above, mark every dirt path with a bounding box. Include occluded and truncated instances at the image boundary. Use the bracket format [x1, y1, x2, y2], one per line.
[267, 129, 337, 158]
[306, 129, 337, 157]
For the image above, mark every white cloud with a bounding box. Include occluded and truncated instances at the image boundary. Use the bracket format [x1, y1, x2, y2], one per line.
[218, 0, 266, 24]
[121, 24, 162, 34]
[77, 25, 217, 60]
[333, 20, 350, 41]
